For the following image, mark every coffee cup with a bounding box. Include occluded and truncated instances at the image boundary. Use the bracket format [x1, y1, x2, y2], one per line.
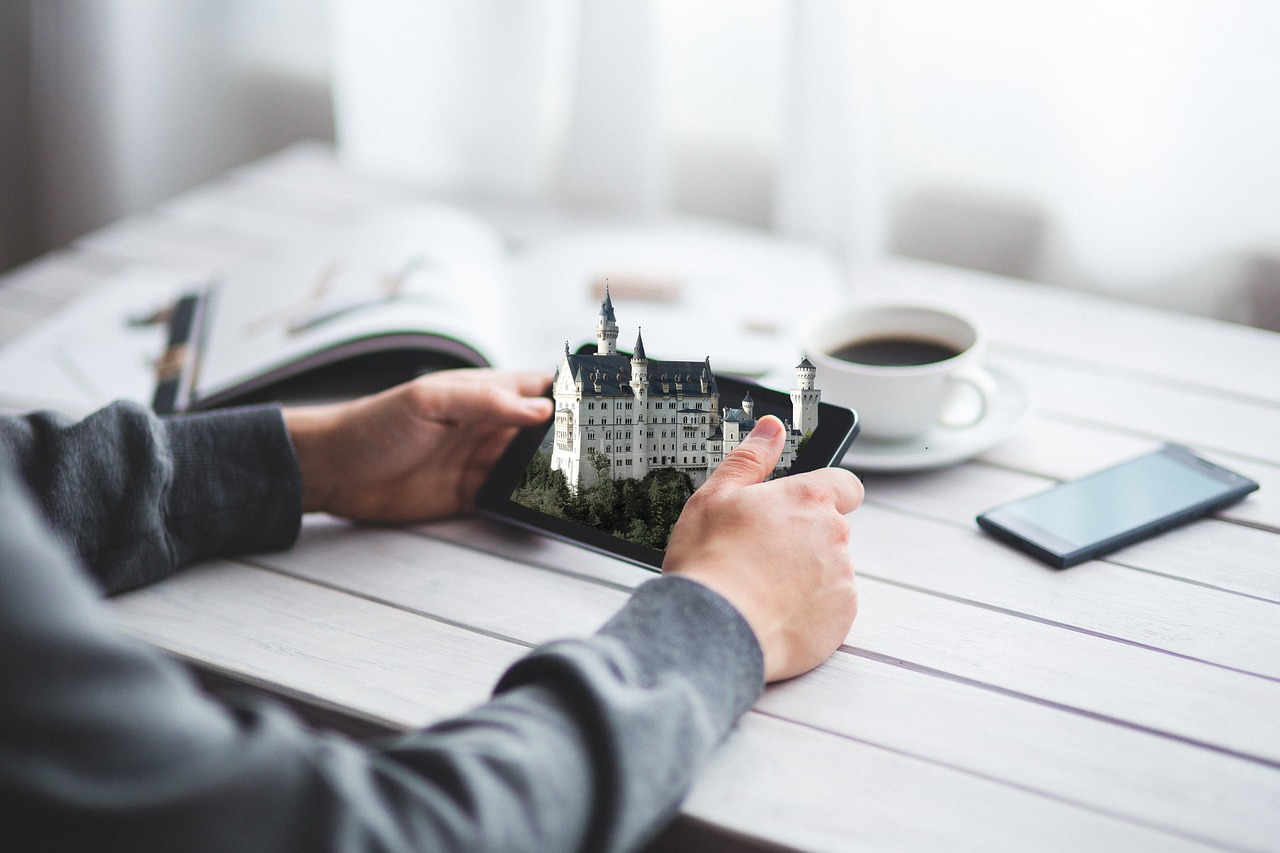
[802, 303, 998, 442]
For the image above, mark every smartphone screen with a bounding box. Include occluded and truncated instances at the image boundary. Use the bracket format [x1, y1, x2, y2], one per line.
[977, 445, 1259, 568]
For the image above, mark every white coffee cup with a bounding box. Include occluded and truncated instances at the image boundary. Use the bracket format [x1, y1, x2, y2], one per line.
[802, 303, 998, 441]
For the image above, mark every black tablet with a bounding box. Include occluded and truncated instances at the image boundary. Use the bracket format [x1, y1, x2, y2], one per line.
[476, 346, 859, 571]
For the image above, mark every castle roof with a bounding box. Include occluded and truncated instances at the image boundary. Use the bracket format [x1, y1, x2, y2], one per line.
[797, 357, 815, 370]
[599, 286, 616, 323]
[633, 328, 646, 360]
[566, 352, 718, 398]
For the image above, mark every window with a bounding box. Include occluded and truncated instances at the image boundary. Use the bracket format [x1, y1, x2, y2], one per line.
[605, 431, 611, 439]
[626, 445, 631, 452]
[588, 432, 596, 440]
[588, 402, 595, 410]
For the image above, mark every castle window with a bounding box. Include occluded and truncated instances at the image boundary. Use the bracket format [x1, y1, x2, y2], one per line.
[651, 457, 657, 463]
[588, 418, 594, 425]
[588, 402, 595, 409]
[605, 431, 611, 439]
[588, 432, 595, 440]
[605, 446, 611, 453]
[683, 444, 688, 451]
[626, 445, 631, 452]
[702, 456, 707, 463]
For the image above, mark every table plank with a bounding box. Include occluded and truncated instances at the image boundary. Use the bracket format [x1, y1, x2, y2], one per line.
[109, 559, 526, 730]
[249, 518, 631, 645]
[757, 650, 1280, 851]
[846, 576, 1280, 764]
[1002, 357, 1280, 466]
[681, 714, 1217, 853]
[850, 504, 1280, 679]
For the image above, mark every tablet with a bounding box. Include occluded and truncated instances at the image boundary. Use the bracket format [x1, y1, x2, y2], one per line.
[476, 348, 859, 571]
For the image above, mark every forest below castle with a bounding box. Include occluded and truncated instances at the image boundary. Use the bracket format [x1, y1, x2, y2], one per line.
[513, 449, 696, 550]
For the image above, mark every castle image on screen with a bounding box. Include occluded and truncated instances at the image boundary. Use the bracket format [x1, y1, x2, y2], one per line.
[548, 288, 821, 493]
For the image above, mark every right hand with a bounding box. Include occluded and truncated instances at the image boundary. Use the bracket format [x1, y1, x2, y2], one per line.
[663, 415, 864, 682]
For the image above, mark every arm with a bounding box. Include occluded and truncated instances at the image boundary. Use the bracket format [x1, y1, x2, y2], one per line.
[0, 461, 758, 851]
[1, 372, 860, 851]
[0, 401, 302, 593]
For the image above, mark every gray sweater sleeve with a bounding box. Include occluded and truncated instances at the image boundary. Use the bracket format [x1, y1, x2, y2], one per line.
[0, 401, 303, 593]
[0, 403, 764, 852]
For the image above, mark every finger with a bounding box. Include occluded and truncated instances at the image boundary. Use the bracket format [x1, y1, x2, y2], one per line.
[423, 368, 553, 398]
[700, 415, 786, 494]
[410, 380, 552, 426]
[776, 467, 865, 515]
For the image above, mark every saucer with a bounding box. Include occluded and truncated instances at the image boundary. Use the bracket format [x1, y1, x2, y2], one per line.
[839, 365, 1031, 473]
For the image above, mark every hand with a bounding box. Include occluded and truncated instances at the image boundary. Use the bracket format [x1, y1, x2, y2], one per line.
[662, 415, 864, 682]
[283, 369, 553, 522]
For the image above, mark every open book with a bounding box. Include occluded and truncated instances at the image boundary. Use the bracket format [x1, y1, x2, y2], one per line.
[0, 202, 845, 415]
[156, 205, 508, 411]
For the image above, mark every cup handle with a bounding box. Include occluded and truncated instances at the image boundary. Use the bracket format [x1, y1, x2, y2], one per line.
[939, 367, 999, 429]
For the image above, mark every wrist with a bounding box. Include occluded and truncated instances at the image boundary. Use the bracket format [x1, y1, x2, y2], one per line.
[282, 406, 339, 514]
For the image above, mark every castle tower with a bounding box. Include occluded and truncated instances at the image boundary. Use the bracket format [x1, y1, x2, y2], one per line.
[630, 329, 649, 478]
[595, 285, 619, 355]
[742, 390, 755, 419]
[790, 357, 820, 436]
[630, 329, 649, 394]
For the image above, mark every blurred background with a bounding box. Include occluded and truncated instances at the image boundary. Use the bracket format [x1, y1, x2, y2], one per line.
[2, 0, 1278, 331]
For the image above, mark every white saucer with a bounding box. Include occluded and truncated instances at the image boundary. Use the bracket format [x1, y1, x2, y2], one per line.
[839, 365, 1031, 472]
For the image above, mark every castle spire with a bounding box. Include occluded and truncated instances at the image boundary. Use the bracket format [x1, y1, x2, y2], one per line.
[633, 327, 646, 361]
[595, 284, 619, 355]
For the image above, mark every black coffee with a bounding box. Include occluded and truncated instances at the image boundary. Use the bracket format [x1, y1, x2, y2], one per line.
[831, 336, 961, 367]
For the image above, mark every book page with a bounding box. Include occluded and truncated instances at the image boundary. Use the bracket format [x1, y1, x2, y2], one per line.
[196, 203, 511, 403]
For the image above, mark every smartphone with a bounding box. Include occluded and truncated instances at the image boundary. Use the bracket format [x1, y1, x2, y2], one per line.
[976, 445, 1259, 568]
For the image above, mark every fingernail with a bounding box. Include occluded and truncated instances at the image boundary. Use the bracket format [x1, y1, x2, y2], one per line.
[524, 398, 553, 416]
[748, 415, 783, 440]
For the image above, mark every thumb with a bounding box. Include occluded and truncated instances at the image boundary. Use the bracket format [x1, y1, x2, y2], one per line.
[703, 415, 786, 493]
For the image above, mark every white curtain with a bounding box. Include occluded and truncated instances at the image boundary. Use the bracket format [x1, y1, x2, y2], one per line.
[332, 0, 1280, 326]
[20, 0, 333, 251]
[331, 0, 887, 264]
[9, 1, 1279, 327]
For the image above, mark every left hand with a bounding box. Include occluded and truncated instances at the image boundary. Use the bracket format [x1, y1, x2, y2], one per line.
[283, 369, 553, 522]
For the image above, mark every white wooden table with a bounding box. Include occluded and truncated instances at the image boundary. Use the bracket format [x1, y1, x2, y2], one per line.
[1, 144, 1277, 852]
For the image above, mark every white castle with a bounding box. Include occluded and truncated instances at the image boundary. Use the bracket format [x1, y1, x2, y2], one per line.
[550, 289, 820, 492]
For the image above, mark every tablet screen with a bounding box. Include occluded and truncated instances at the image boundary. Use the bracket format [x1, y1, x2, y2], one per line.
[476, 344, 858, 571]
